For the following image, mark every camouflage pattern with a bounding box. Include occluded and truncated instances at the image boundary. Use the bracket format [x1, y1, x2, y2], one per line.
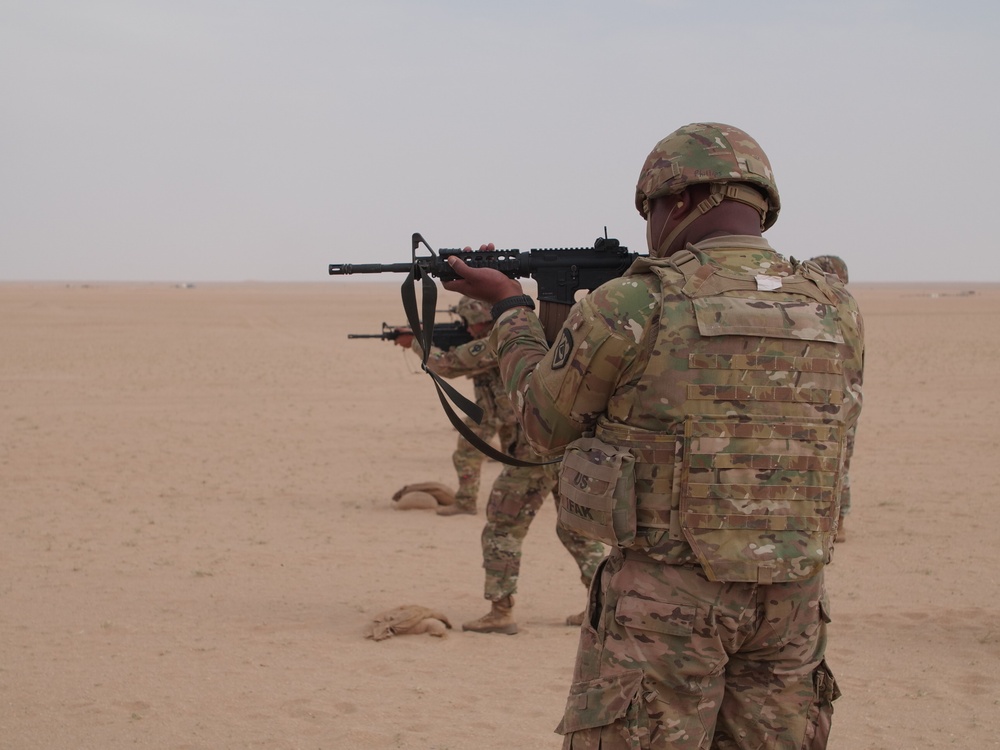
[634, 123, 780, 230]
[452, 384, 517, 509]
[839, 426, 855, 520]
[416, 333, 605, 600]
[481, 437, 604, 601]
[490, 235, 863, 746]
[453, 296, 493, 327]
[808, 255, 849, 284]
[413, 336, 499, 500]
[557, 549, 839, 748]
[412, 335, 513, 509]
[805, 256, 853, 523]
[411, 334, 496, 381]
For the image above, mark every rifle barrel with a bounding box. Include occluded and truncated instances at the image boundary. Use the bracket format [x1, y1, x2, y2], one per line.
[329, 262, 414, 275]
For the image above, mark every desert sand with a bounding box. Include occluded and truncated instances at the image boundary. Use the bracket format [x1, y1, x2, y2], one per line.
[1, 280, 999, 750]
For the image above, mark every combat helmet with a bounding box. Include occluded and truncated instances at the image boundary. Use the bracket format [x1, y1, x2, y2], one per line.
[808, 255, 849, 284]
[454, 296, 492, 327]
[635, 123, 780, 233]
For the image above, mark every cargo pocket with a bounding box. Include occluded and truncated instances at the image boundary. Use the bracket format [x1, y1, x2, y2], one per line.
[572, 556, 610, 681]
[615, 594, 696, 637]
[819, 588, 832, 624]
[612, 591, 723, 737]
[801, 660, 840, 750]
[556, 670, 651, 750]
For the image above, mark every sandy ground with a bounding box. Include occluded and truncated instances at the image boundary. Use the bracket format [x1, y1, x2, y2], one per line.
[1, 280, 999, 750]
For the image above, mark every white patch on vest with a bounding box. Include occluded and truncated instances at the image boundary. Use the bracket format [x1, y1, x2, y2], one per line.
[626, 319, 643, 343]
[755, 275, 783, 291]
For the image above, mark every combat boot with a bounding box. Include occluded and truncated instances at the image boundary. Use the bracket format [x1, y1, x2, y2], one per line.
[437, 504, 476, 516]
[462, 595, 518, 634]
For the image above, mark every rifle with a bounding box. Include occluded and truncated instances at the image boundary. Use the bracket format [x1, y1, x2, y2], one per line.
[329, 232, 641, 468]
[347, 322, 473, 351]
[330, 232, 639, 343]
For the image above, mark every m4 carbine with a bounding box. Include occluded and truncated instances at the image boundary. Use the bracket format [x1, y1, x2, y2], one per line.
[330, 232, 639, 343]
[347, 322, 472, 352]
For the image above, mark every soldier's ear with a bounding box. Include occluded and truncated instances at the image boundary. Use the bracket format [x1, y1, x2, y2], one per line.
[674, 189, 695, 218]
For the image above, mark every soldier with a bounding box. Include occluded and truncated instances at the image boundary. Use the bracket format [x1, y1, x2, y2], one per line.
[809, 255, 849, 284]
[394, 297, 605, 634]
[396, 296, 516, 516]
[443, 124, 864, 747]
[806, 255, 854, 543]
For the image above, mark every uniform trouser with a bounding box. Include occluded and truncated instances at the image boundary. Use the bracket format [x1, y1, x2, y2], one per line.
[557, 549, 839, 750]
[481, 462, 605, 601]
[452, 417, 518, 508]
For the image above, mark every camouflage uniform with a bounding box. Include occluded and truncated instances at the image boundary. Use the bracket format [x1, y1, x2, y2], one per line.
[808, 255, 849, 285]
[412, 335, 516, 511]
[804, 255, 854, 533]
[414, 330, 604, 603]
[480, 422, 603, 603]
[487, 125, 864, 747]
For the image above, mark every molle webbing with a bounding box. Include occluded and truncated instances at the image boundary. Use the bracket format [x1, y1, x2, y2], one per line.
[679, 415, 843, 583]
[683, 265, 838, 305]
[682, 418, 842, 531]
[687, 382, 844, 406]
[688, 353, 844, 375]
[594, 423, 681, 537]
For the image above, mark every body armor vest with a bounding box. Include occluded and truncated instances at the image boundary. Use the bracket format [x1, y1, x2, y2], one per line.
[595, 249, 862, 583]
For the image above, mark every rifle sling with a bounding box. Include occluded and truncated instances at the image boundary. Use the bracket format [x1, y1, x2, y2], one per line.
[400, 265, 558, 468]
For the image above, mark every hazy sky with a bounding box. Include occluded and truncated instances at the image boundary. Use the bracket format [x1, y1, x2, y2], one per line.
[2, 1, 998, 283]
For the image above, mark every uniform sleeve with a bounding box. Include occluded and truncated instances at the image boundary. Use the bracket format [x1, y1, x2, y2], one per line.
[412, 336, 496, 379]
[490, 285, 648, 457]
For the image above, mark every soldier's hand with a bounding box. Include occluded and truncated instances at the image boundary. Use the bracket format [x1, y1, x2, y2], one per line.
[442, 247, 523, 304]
[393, 329, 415, 348]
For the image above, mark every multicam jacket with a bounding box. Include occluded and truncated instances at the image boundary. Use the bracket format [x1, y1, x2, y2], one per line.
[412, 336, 496, 379]
[491, 236, 864, 583]
[412, 336, 515, 426]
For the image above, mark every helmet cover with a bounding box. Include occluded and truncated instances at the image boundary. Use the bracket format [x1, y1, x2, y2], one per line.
[635, 122, 780, 230]
[453, 296, 492, 327]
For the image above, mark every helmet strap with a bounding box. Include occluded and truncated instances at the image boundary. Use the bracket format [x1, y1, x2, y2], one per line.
[651, 183, 768, 257]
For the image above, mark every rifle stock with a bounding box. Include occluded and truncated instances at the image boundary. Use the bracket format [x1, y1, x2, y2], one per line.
[537, 301, 574, 345]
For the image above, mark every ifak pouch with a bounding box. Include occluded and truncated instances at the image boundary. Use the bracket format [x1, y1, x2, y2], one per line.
[557, 436, 637, 547]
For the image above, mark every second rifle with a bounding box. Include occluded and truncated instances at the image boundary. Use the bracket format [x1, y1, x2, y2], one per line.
[348, 321, 472, 351]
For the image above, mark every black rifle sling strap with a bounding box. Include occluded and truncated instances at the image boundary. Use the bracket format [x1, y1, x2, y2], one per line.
[400, 264, 558, 468]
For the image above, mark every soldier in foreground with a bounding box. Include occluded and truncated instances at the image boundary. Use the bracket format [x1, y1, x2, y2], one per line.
[394, 297, 605, 633]
[443, 124, 864, 747]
